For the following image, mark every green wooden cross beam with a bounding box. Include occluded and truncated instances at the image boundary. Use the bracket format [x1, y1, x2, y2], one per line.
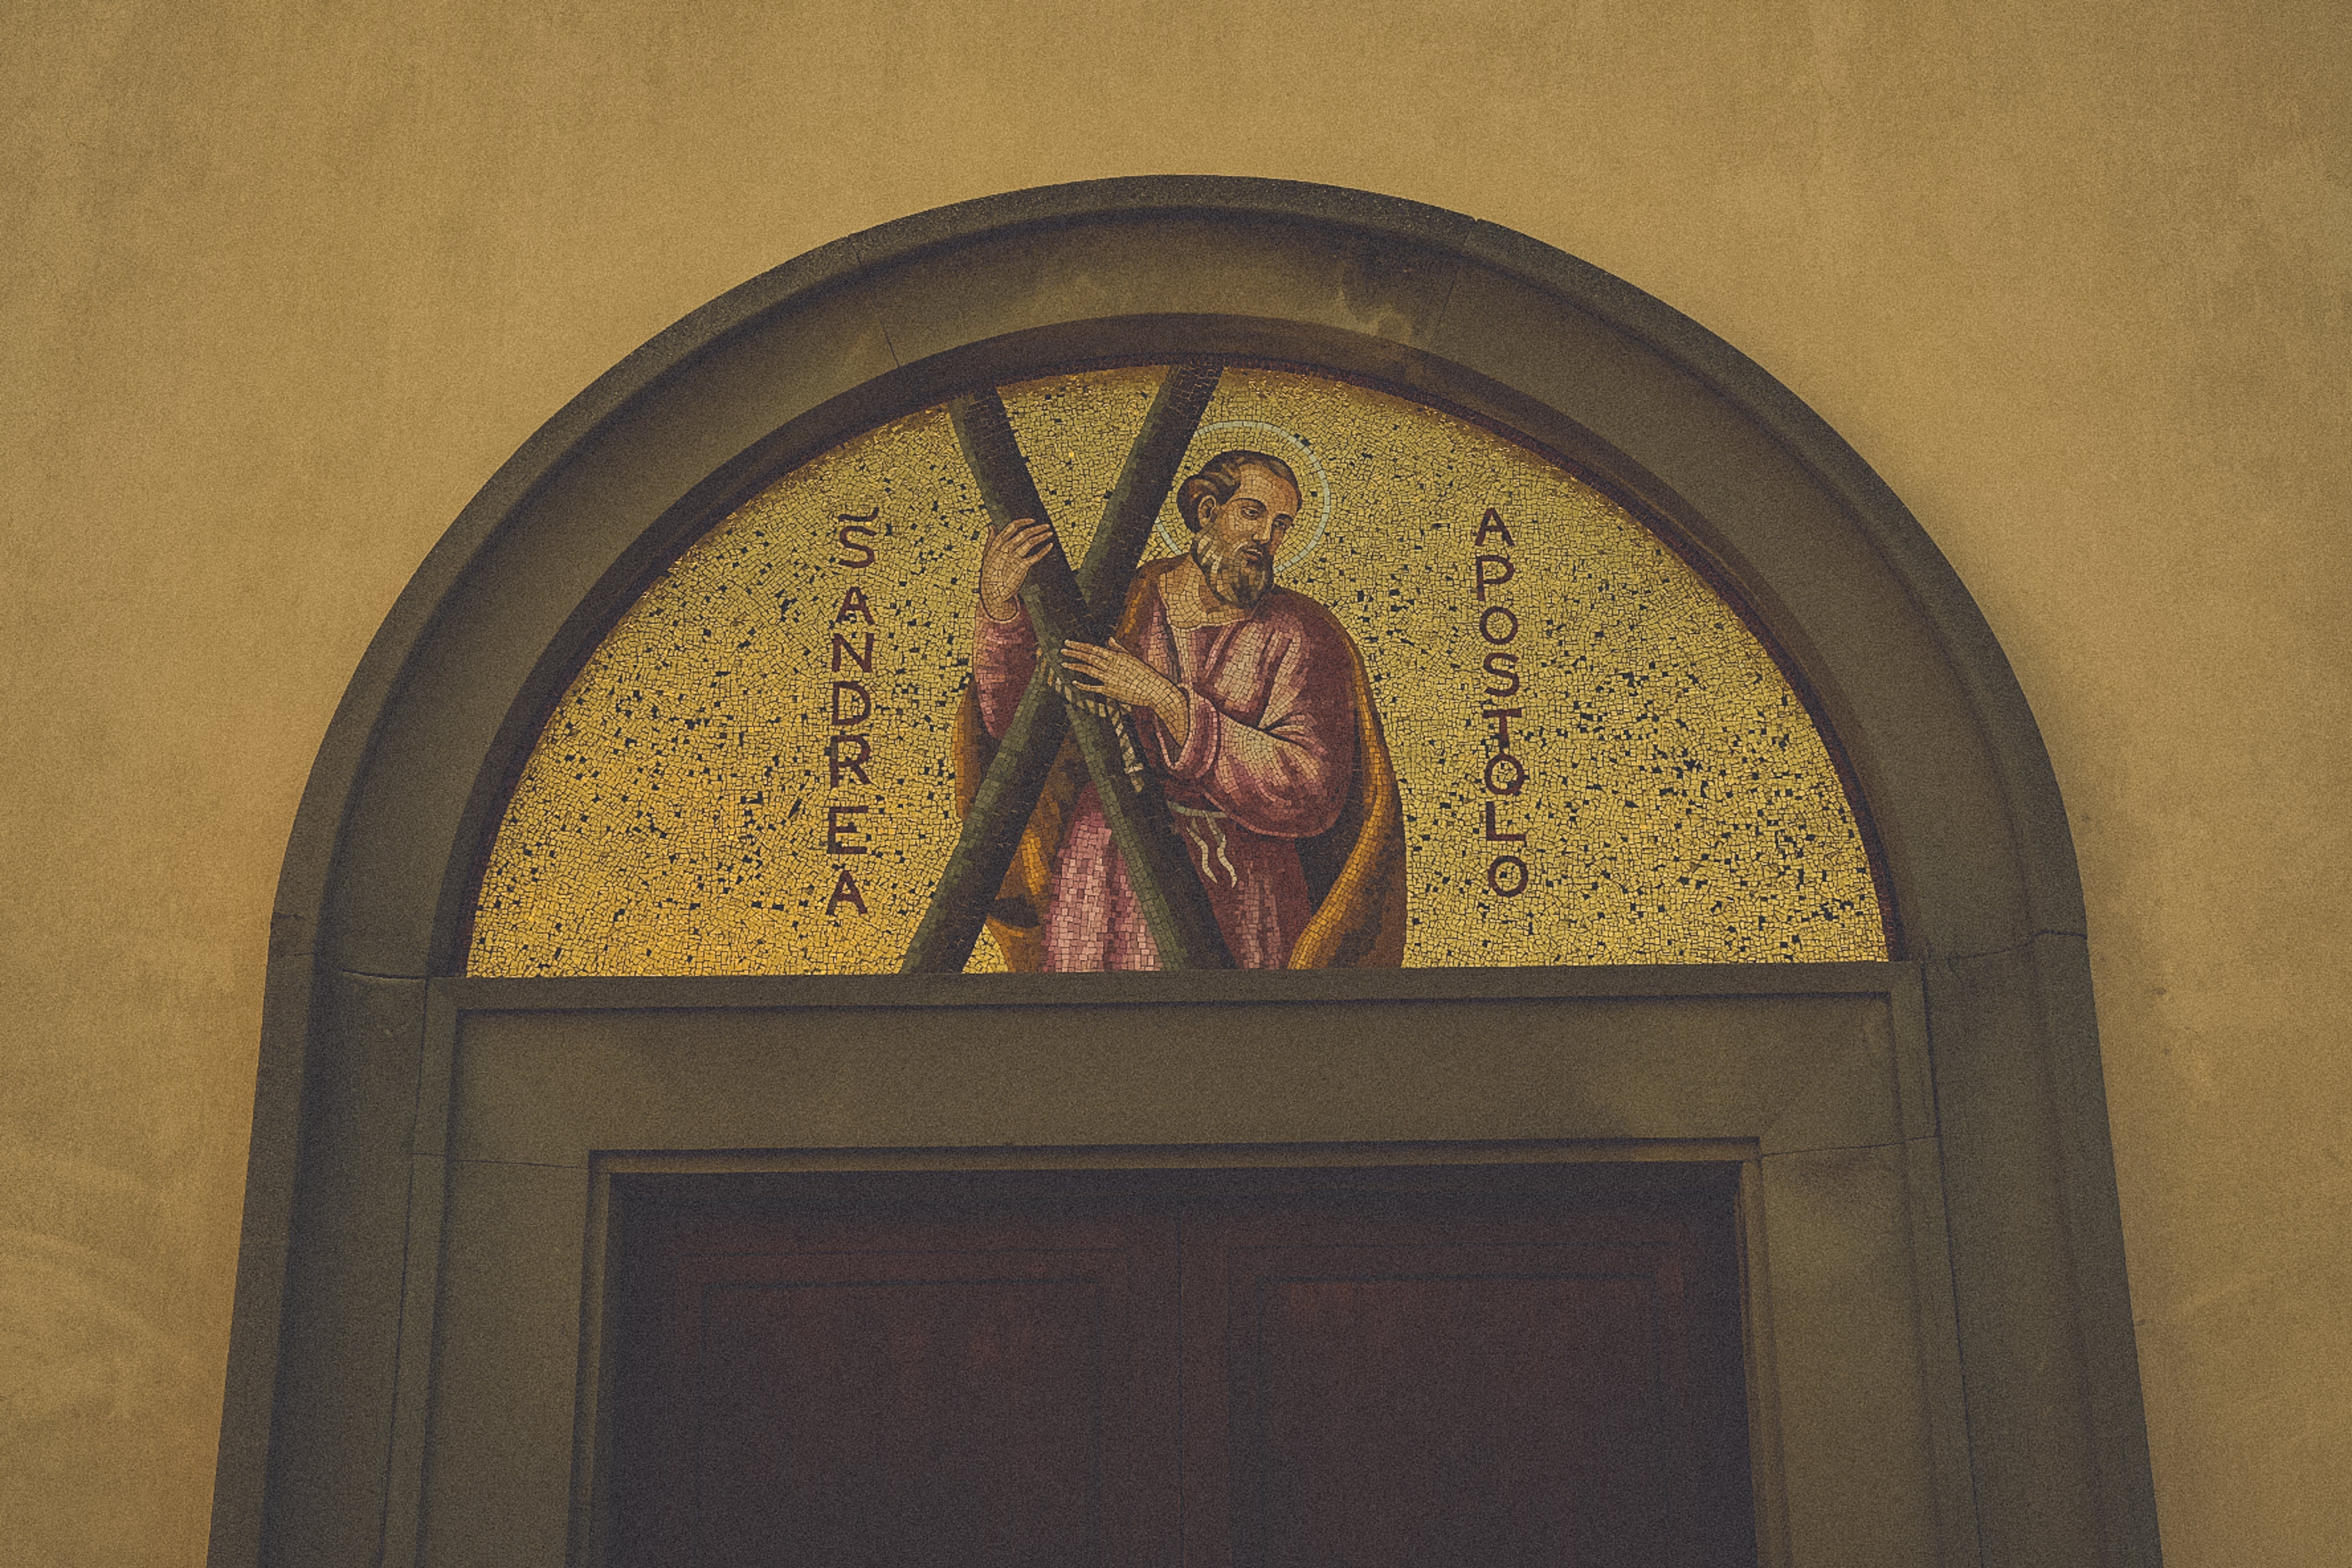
[899, 365, 1230, 973]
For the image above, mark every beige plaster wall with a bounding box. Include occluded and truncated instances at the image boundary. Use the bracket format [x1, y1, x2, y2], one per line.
[4, 1, 2343, 1562]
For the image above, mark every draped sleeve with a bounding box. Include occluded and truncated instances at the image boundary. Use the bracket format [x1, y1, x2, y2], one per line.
[1146, 596, 1356, 841]
[971, 602, 1039, 741]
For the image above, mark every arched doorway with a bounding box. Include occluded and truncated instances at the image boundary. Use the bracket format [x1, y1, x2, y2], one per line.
[209, 179, 2159, 1567]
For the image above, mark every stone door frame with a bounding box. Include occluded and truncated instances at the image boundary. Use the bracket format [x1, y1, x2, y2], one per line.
[210, 178, 2160, 1568]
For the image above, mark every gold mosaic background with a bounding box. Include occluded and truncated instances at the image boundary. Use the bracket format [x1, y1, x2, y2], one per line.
[468, 365, 1887, 975]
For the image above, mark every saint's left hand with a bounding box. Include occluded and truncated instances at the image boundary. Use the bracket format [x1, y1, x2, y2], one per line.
[1057, 640, 1172, 709]
[1059, 640, 1193, 749]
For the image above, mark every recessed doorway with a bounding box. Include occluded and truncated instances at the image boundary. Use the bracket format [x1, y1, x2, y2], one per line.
[213, 179, 2154, 1568]
[603, 1164, 1754, 1567]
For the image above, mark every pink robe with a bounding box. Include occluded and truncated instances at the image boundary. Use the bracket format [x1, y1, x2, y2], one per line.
[973, 577, 1358, 969]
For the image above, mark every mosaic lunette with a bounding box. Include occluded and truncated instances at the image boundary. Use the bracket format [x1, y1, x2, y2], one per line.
[469, 365, 1885, 975]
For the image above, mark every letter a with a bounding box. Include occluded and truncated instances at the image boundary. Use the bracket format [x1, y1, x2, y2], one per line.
[827, 866, 868, 916]
[1475, 508, 1516, 547]
[834, 586, 875, 625]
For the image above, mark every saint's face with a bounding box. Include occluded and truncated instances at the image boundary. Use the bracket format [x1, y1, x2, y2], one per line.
[1194, 467, 1300, 609]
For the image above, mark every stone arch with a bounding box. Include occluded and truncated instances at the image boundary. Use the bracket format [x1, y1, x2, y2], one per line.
[212, 178, 2158, 1568]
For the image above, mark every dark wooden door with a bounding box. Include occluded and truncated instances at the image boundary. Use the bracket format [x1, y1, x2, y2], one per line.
[606, 1171, 1753, 1568]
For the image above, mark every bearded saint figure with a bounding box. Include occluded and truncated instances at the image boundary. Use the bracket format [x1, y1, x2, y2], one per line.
[959, 449, 1406, 971]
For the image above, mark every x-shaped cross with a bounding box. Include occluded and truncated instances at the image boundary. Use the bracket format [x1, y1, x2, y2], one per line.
[898, 364, 1235, 973]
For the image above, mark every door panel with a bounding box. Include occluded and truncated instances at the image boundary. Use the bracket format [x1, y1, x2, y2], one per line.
[1183, 1195, 1751, 1567]
[611, 1202, 1180, 1568]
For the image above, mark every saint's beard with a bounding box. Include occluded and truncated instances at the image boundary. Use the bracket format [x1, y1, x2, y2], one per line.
[1191, 532, 1274, 610]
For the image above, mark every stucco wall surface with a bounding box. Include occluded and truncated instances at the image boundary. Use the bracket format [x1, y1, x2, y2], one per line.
[4, 2, 2344, 1564]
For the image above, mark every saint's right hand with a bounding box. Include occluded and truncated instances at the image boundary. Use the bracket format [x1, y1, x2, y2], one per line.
[979, 517, 1056, 620]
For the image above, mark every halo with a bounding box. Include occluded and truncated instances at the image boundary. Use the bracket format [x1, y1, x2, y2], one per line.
[1154, 419, 1334, 572]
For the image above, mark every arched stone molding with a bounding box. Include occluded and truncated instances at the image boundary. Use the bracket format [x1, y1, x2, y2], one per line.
[212, 178, 2158, 1568]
